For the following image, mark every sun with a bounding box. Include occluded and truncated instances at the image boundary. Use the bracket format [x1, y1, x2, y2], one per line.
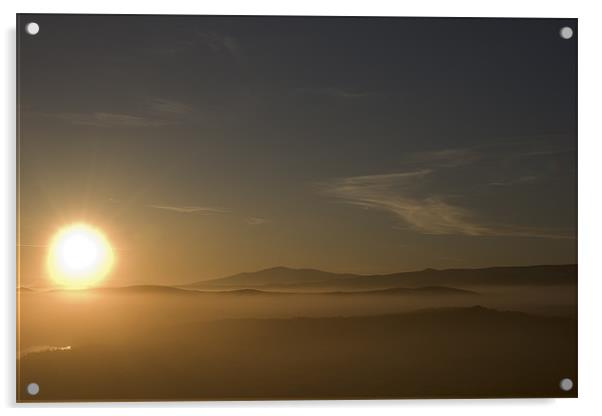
[47, 223, 115, 288]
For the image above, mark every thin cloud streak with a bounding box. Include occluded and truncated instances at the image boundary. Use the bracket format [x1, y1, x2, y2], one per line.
[149, 98, 193, 116]
[149, 31, 243, 62]
[195, 32, 242, 59]
[57, 112, 173, 128]
[149, 205, 230, 214]
[401, 148, 481, 168]
[246, 217, 269, 225]
[53, 98, 195, 128]
[488, 175, 538, 187]
[321, 170, 572, 239]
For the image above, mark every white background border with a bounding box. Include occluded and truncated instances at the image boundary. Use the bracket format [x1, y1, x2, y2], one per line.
[2, 0, 601, 414]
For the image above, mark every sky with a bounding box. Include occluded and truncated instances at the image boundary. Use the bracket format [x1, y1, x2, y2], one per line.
[18, 15, 577, 286]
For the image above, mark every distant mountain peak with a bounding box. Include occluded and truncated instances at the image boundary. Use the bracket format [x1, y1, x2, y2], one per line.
[261, 266, 310, 272]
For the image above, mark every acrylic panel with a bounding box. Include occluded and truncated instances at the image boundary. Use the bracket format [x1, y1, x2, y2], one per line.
[16, 14, 577, 402]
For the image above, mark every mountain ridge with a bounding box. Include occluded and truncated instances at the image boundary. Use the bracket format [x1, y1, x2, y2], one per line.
[185, 264, 577, 291]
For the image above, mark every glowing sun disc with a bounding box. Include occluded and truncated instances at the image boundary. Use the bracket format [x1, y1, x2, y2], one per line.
[47, 223, 115, 288]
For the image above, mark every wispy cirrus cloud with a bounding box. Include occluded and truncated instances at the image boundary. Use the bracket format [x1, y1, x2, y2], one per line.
[246, 217, 269, 225]
[149, 98, 194, 116]
[320, 147, 573, 239]
[488, 175, 538, 187]
[56, 112, 172, 128]
[149, 204, 269, 225]
[150, 31, 243, 62]
[401, 148, 481, 168]
[53, 98, 195, 128]
[195, 32, 242, 60]
[322, 169, 492, 236]
[148, 205, 230, 215]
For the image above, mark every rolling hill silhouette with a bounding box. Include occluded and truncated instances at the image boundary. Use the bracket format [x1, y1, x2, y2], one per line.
[50, 285, 196, 295]
[186, 264, 577, 291]
[43, 285, 477, 297]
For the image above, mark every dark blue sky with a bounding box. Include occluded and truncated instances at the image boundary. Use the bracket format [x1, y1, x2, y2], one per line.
[18, 15, 577, 285]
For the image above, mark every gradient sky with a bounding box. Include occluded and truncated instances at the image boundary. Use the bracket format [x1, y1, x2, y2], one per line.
[18, 15, 577, 286]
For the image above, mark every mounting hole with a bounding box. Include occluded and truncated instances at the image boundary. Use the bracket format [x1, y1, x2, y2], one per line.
[559, 26, 573, 40]
[25, 22, 40, 36]
[559, 378, 574, 391]
[26, 382, 39, 396]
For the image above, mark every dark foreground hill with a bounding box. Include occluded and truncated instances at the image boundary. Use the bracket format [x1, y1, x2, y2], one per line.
[326, 286, 478, 296]
[18, 306, 576, 401]
[186, 264, 577, 291]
